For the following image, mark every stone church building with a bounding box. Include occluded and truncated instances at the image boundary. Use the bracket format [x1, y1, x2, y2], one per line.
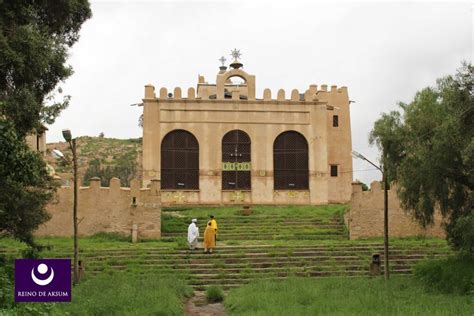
[141, 52, 353, 205]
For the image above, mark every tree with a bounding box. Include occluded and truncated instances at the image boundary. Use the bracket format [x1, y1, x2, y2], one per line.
[370, 62, 473, 254]
[83, 158, 137, 187]
[0, 121, 54, 246]
[0, 1, 91, 247]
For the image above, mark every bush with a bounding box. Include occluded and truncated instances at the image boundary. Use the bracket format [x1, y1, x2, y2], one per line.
[0, 254, 56, 315]
[414, 255, 474, 295]
[206, 285, 225, 303]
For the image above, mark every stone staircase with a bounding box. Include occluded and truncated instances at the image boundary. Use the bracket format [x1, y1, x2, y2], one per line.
[0, 207, 451, 293]
[161, 213, 348, 241]
[9, 243, 448, 291]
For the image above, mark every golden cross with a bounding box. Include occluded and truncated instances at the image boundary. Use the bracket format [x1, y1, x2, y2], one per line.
[231, 190, 244, 202]
[173, 192, 186, 203]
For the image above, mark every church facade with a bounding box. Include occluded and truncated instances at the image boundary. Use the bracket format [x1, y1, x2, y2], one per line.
[141, 53, 353, 205]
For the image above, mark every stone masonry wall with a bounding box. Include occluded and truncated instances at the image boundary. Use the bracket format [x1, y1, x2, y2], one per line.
[35, 178, 161, 239]
[347, 181, 445, 240]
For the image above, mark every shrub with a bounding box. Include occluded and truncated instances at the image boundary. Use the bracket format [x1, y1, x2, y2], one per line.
[206, 285, 225, 303]
[414, 255, 474, 295]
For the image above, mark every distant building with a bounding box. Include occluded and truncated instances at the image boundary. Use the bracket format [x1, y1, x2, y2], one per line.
[141, 52, 353, 205]
[26, 126, 47, 157]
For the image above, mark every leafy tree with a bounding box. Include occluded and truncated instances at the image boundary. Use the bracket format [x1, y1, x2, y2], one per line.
[0, 121, 55, 246]
[83, 158, 136, 187]
[370, 62, 473, 253]
[0, 1, 91, 247]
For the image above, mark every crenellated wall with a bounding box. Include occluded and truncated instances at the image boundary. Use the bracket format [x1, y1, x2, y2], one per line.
[347, 182, 445, 240]
[144, 83, 349, 102]
[35, 178, 161, 239]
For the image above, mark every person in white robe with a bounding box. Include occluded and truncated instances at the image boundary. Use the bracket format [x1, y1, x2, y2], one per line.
[187, 219, 199, 250]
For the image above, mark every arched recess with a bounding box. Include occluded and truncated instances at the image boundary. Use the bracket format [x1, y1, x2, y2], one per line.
[222, 130, 251, 190]
[216, 68, 256, 99]
[161, 130, 199, 189]
[273, 131, 309, 190]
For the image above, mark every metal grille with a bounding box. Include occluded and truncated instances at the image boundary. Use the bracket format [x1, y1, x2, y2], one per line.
[273, 131, 309, 189]
[161, 130, 199, 189]
[222, 130, 251, 190]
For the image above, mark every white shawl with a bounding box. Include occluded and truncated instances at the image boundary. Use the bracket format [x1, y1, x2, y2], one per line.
[187, 222, 199, 243]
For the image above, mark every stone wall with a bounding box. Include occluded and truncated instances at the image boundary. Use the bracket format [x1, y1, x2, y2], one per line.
[35, 178, 161, 239]
[347, 182, 445, 240]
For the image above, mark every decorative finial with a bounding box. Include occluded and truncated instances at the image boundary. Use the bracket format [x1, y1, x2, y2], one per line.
[230, 49, 242, 61]
[229, 49, 243, 69]
[219, 56, 226, 67]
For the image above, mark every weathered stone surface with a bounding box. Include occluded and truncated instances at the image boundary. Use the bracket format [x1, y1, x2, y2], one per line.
[35, 178, 161, 238]
[347, 182, 444, 239]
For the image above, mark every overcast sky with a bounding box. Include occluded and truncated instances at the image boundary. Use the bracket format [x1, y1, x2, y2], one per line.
[48, 0, 472, 185]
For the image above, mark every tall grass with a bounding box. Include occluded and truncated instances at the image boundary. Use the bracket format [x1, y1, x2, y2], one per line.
[56, 273, 193, 315]
[225, 277, 473, 315]
[414, 255, 474, 295]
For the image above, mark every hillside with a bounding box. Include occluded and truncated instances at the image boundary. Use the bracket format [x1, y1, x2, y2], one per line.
[46, 136, 142, 186]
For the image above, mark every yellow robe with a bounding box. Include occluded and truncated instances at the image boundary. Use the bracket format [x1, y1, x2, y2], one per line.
[204, 224, 216, 249]
[210, 219, 218, 235]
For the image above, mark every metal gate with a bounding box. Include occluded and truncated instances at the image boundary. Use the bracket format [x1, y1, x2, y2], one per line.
[273, 131, 309, 189]
[222, 130, 251, 189]
[161, 130, 199, 189]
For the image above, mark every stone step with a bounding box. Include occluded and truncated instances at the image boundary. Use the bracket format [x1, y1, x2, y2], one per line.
[80, 250, 446, 263]
[187, 270, 413, 288]
[87, 260, 426, 275]
[163, 223, 345, 228]
[162, 227, 345, 234]
[84, 255, 441, 271]
[0, 242, 446, 253]
[2, 245, 448, 259]
[72, 250, 447, 263]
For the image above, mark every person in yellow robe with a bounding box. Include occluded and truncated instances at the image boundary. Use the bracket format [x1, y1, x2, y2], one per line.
[203, 221, 216, 254]
[210, 215, 218, 245]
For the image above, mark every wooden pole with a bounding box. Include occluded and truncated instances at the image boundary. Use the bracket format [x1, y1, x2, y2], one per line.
[71, 139, 79, 285]
[383, 159, 389, 280]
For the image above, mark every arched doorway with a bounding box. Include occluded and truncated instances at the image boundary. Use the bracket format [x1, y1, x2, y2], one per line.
[161, 130, 199, 189]
[273, 131, 309, 190]
[222, 130, 251, 190]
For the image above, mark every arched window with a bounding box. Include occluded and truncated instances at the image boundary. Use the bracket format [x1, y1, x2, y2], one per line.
[273, 131, 308, 190]
[222, 130, 251, 190]
[161, 130, 199, 189]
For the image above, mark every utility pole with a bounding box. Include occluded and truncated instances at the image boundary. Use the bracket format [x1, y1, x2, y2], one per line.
[352, 150, 389, 280]
[62, 129, 79, 285]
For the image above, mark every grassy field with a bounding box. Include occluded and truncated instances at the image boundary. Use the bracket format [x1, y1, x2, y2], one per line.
[225, 277, 473, 316]
[55, 274, 192, 315]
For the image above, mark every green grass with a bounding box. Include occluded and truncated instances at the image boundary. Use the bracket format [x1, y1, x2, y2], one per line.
[0, 235, 179, 254]
[414, 255, 474, 295]
[206, 285, 225, 303]
[225, 277, 473, 315]
[56, 273, 192, 315]
[162, 204, 347, 219]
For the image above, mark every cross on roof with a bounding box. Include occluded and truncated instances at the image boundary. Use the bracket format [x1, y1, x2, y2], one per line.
[219, 56, 226, 66]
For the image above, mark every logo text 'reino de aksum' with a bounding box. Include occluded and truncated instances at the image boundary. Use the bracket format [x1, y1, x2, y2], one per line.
[15, 259, 71, 302]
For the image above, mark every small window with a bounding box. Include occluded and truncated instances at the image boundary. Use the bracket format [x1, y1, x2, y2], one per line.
[333, 115, 339, 127]
[330, 165, 338, 177]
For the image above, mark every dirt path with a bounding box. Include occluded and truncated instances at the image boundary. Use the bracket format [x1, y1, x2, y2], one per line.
[185, 291, 226, 316]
